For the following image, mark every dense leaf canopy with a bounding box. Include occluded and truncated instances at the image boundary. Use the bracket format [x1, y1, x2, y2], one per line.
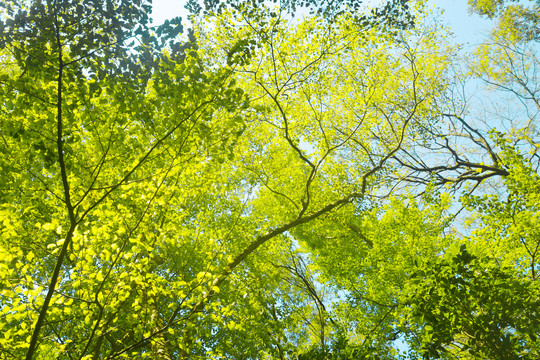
[0, 0, 538, 359]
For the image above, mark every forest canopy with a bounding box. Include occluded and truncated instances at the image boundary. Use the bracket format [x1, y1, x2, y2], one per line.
[0, 0, 539, 359]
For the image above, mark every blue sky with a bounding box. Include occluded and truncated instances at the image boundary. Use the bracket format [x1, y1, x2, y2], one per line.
[436, 0, 494, 44]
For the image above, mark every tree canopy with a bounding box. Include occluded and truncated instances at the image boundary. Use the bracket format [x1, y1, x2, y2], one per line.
[0, 0, 538, 359]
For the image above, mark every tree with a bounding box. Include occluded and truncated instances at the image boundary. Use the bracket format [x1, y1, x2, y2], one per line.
[0, 0, 245, 358]
[299, 2, 540, 358]
[1, 0, 539, 359]
[0, 0, 430, 359]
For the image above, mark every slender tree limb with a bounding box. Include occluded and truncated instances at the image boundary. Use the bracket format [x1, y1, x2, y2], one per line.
[26, 5, 76, 358]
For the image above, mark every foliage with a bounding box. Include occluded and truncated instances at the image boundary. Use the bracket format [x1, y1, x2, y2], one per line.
[186, 0, 414, 29]
[0, 0, 539, 359]
[408, 244, 540, 359]
[468, 0, 540, 41]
